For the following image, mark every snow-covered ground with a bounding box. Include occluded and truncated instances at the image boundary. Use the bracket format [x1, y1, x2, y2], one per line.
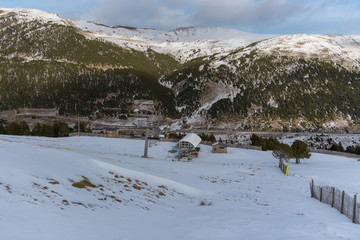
[1, 135, 360, 239]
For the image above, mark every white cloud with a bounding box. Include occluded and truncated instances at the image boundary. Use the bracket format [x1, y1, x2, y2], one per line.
[83, 0, 191, 29]
[83, 0, 303, 30]
[82, 0, 360, 34]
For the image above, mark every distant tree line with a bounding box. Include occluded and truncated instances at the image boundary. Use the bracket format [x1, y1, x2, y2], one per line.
[250, 134, 311, 164]
[199, 133, 216, 142]
[250, 134, 282, 151]
[167, 132, 186, 139]
[0, 120, 72, 137]
[328, 141, 360, 155]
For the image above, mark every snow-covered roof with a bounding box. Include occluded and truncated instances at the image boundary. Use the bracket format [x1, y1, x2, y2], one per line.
[212, 142, 228, 147]
[176, 133, 202, 149]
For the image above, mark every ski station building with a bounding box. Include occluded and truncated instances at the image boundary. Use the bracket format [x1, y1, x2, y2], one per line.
[176, 133, 202, 150]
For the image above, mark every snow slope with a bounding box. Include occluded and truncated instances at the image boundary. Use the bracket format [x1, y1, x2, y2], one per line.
[1, 135, 360, 239]
[70, 21, 276, 62]
[253, 34, 360, 71]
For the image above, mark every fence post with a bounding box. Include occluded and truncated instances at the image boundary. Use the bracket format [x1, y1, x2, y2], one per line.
[311, 179, 314, 198]
[341, 191, 345, 214]
[320, 188, 323, 202]
[332, 187, 335, 208]
[353, 194, 357, 224]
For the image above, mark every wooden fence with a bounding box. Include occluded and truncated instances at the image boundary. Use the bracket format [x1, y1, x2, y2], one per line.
[310, 180, 359, 224]
[69, 132, 129, 138]
[279, 161, 289, 176]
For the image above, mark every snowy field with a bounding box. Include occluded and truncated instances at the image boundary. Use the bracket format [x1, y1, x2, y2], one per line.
[1, 135, 360, 240]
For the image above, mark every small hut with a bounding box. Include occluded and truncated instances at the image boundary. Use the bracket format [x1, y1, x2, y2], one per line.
[103, 127, 119, 135]
[212, 142, 228, 153]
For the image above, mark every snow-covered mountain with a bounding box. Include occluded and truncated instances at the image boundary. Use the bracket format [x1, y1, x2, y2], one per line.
[0, 8, 277, 63]
[77, 25, 275, 63]
[1, 8, 360, 131]
[247, 33, 360, 71]
[70, 15, 360, 69]
[1, 7, 360, 67]
[0, 8, 67, 25]
[69, 17, 278, 63]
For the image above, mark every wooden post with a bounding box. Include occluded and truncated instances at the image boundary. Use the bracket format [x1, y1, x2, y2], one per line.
[320, 188, 323, 202]
[341, 191, 345, 214]
[353, 194, 357, 224]
[311, 179, 314, 198]
[332, 187, 335, 208]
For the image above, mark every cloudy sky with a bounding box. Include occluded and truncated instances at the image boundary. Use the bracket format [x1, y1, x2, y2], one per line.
[0, 0, 359, 34]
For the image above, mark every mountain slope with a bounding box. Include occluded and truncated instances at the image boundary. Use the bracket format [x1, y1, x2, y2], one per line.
[70, 19, 277, 63]
[1, 8, 360, 131]
[161, 53, 360, 130]
[0, 8, 179, 118]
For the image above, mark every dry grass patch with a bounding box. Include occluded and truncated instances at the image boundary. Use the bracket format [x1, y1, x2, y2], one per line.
[5, 184, 12, 193]
[199, 200, 213, 206]
[47, 178, 60, 185]
[132, 184, 142, 190]
[71, 176, 98, 189]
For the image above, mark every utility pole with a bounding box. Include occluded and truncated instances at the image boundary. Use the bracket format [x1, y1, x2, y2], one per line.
[135, 120, 160, 158]
[143, 127, 150, 157]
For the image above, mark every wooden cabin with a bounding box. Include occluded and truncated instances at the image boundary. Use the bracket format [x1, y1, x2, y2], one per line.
[211, 142, 228, 153]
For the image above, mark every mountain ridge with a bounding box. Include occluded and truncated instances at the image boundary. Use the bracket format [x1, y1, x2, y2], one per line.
[1, 8, 360, 132]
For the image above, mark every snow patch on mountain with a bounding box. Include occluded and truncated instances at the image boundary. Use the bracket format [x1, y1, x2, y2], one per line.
[252, 34, 360, 70]
[268, 97, 279, 108]
[69, 19, 277, 62]
[186, 82, 240, 126]
[0, 8, 66, 25]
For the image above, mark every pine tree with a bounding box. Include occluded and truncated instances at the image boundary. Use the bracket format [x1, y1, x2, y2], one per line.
[272, 143, 293, 167]
[7, 122, 22, 135]
[291, 140, 311, 164]
[20, 121, 30, 136]
[0, 123, 6, 134]
[32, 123, 42, 136]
